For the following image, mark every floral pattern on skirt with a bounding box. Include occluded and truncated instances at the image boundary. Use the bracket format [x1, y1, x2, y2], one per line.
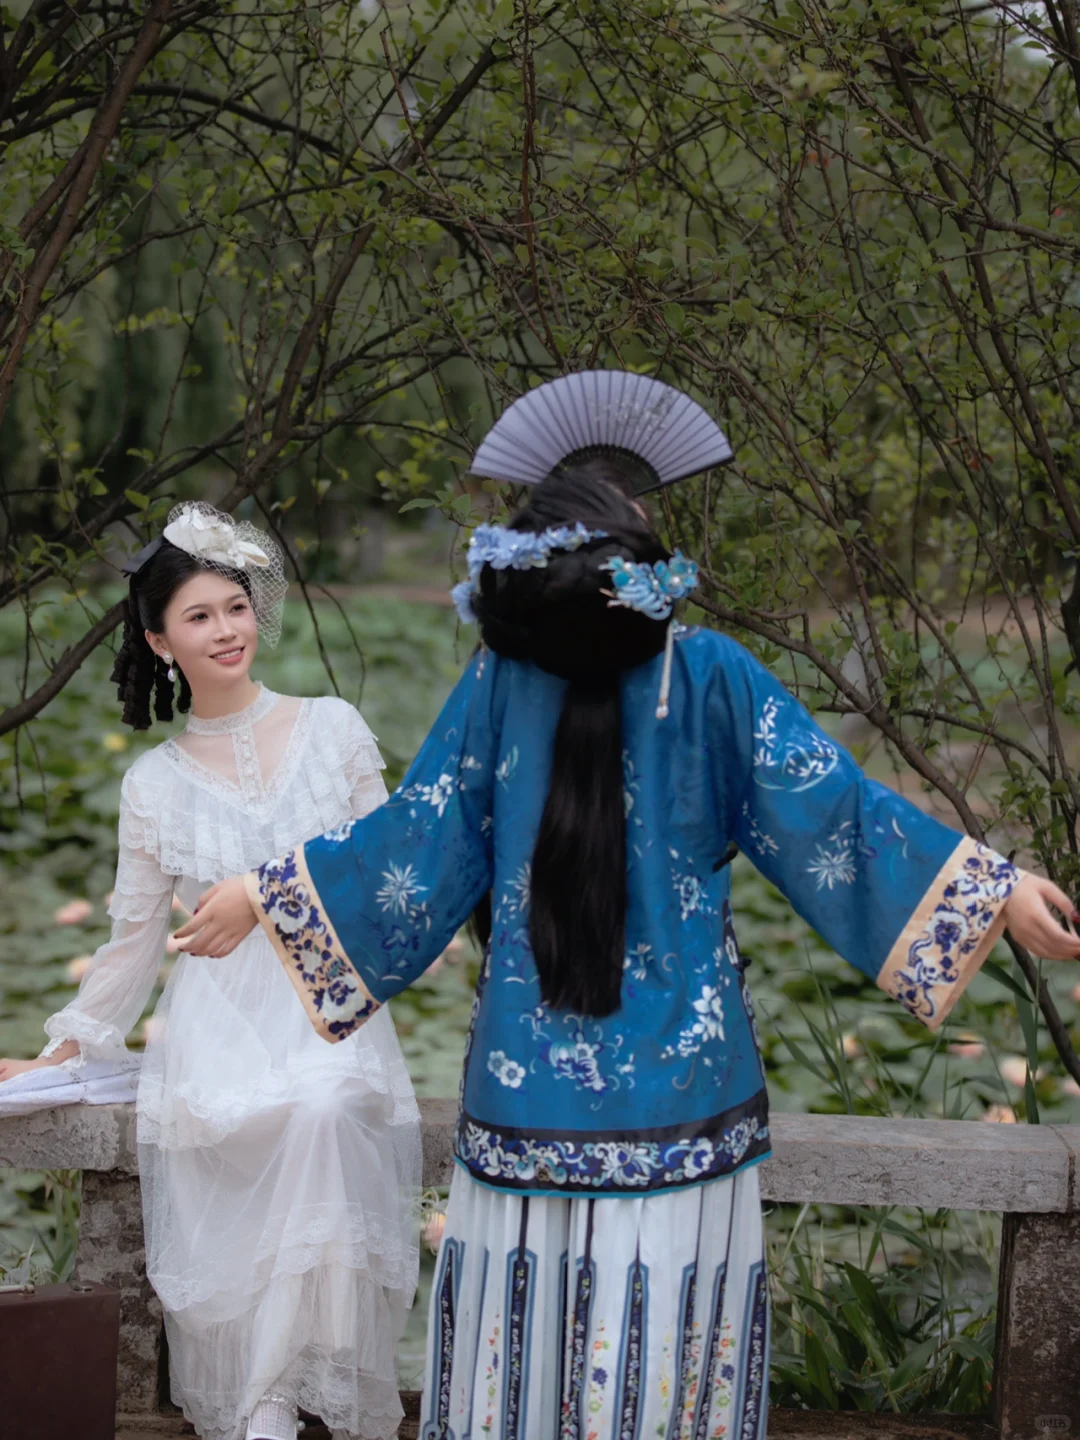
[421, 1165, 768, 1440]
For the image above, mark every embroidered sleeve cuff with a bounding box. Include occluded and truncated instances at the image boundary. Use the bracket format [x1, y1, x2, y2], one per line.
[876, 837, 1020, 1031]
[244, 847, 381, 1044]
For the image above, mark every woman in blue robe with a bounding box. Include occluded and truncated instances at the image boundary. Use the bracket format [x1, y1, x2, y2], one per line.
[177, 373, 1080, 1440]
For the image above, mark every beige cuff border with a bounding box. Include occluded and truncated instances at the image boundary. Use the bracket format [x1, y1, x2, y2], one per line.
[876, 835, 1020, 1032]
[244, 849, 380, 1044]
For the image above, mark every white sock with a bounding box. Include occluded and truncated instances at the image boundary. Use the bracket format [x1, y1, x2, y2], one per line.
[245, 1391, 298, 1440]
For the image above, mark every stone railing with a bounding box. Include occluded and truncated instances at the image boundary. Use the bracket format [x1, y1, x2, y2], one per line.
[1, 1101, 1078, 1438]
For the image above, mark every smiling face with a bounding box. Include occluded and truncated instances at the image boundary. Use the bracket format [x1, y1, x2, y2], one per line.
[145, 569, 259, 698]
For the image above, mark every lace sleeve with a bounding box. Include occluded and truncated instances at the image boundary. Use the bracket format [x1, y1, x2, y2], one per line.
[339, 702, 389, 821]
[42, 769, 175, 1066]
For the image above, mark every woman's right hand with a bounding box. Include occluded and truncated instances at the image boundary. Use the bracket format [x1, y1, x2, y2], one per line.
[0, 1040, 80, 1082]
[0, 1056, 54, 1083]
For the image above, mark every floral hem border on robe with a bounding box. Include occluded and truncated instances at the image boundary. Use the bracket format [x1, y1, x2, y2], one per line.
[245, 846, 380, 1042]
[876, 836, 1020, 1031]
[453, 1089, 771, 1196]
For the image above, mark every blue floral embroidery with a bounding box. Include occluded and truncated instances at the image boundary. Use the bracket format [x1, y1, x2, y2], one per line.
[663, 975, 726, 1061]
[375, 861, 429, 916]
[521, 1008, 636, 1100]
[888, 843, 1019, 1024]
[488, 1049, 527, 1089]
[400, 771, 461, 818]
[806, 837, 857, 891]
[422, 1236, 463, 1440]
[737, 1263, 769, 1440]
[498, 864, 531, 919]
[503, 1239, 535, 1440]
[455, 1105, 769, 1194]
[562, 1239, 596, 1440]
[496, 746, 520, 787]
[806, 819, 878, 891]
[752, 694, 839, 792]
[254, 850, 379, 1039]
[615, 1258, 647, 1439]
[624, 942, 653, 982]
[322, 818, 356, 846]
[668, 849, 714, 923]
[740, 803, 778, 859]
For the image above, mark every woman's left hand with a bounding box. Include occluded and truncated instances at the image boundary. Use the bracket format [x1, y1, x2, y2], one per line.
[173, 877, 258, 957]
[1003, 873, 1080, 961]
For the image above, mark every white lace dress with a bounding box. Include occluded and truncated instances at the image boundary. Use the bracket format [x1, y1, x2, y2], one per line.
[42, 685, 421, 1440]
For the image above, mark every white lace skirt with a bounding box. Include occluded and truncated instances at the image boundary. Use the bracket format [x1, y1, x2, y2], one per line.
[420, 1164, 768, 1440]
[135, 929, 422, 1440]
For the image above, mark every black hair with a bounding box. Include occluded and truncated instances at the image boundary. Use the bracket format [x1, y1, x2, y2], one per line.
[472, 457, 671, 1017]
[110, 542, 249, 730]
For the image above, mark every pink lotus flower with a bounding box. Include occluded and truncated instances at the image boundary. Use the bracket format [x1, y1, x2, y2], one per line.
[947, 1032, 985, 1059]
[54, 899, 92, 925]
[66, 955, 92, 983]
[982, 1103, 1017, 1123]
[1000, 1056, 1035, 1087]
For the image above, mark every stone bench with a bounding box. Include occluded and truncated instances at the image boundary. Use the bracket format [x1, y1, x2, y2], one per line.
[2, 1101, 1078, 1439]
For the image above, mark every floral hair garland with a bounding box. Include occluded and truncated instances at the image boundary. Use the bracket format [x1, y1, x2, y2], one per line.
[450, 523, 605, 623]
[450, 522, 697, 625]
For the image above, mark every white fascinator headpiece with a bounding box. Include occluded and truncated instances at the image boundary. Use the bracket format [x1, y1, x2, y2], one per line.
[162, 502, 288, 647]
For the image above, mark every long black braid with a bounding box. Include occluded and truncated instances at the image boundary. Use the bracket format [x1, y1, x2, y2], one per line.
[470, 460, 671, 1017]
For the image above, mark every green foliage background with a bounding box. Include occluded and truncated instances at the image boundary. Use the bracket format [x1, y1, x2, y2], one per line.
[3, 0, 1080, 1415]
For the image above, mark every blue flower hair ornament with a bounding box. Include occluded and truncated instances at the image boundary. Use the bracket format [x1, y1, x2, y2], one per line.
[450, 524, 698, 719]
[600, 551, 698, 622]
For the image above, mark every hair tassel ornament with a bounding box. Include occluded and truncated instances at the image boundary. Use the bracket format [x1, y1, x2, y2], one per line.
[600, 551, 698, 719]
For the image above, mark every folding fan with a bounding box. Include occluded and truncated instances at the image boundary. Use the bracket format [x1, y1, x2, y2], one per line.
[469, 370, 734, 493]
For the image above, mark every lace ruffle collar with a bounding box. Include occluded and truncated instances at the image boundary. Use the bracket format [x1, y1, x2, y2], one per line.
[184, 684, 280, 736]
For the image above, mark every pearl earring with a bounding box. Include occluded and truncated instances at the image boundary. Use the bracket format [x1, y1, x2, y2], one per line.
[163, 652, 176, 683]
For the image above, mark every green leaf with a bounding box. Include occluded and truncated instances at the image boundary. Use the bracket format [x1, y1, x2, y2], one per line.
[124, 490, 150, 510]
[803, 1331, 839, 1407]
[982, 960, 1031, 1002]
[399, 498, 436, 512]
[889, 1336, 940, 1393]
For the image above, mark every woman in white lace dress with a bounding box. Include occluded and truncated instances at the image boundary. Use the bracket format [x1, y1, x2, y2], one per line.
[0, 504, 420, 1440]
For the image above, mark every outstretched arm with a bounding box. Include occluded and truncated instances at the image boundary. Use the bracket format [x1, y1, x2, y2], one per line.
[716, 643, 1079, 1029]
[176, 652, 501, 1040]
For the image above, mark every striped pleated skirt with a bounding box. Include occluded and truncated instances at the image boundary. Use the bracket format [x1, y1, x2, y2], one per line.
[420, 1164, 768, 1440]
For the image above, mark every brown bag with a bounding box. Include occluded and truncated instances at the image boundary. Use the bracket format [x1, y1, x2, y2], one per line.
[0, 1280, 120, 1438]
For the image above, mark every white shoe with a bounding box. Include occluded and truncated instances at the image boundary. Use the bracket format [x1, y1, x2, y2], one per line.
[245, 1391, 299, 1440]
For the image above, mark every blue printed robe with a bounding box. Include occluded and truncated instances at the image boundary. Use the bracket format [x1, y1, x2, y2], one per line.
[245, 627, 1018, 1198]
